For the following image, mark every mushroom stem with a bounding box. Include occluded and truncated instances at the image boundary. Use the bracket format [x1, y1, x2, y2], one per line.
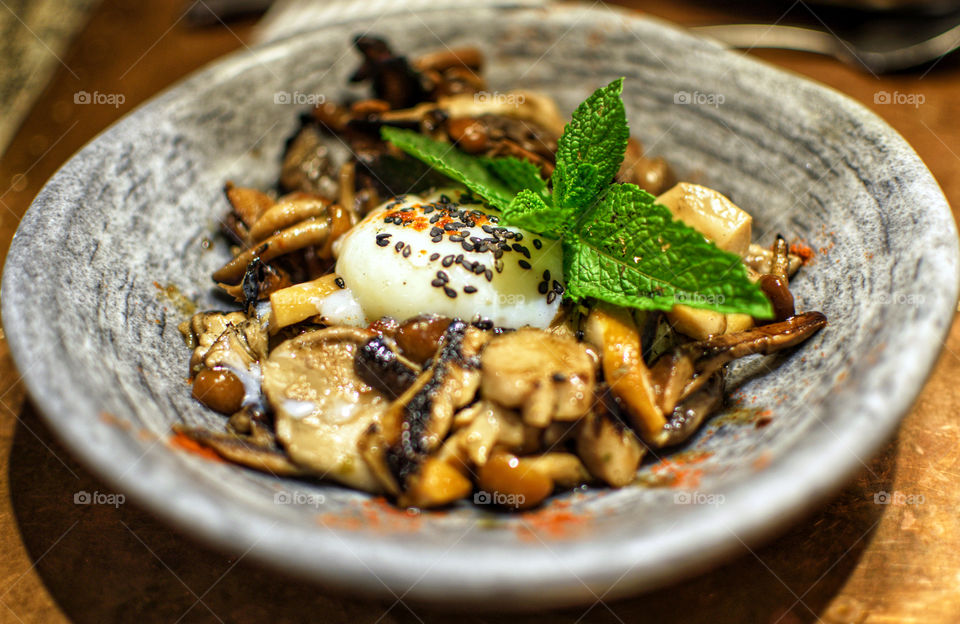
[212, 217, 331, 284]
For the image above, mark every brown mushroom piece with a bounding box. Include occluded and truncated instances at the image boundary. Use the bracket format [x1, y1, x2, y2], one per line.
[576, 389, 646, 487]
[480, 328, 596, 428]
[279, 124, 340, 198]
[212, 217, 331, 284]
[172, 424, 307, 477]
[476, 451, 591, 510]
[587, 306, 826, 448]
[359, 319, 489, 503]
[261, 327, 388, 492]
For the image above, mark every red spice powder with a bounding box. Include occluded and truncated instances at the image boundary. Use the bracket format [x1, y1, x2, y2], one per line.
[168, 432, 225, 463]
[789, 242, 815, 264]
[649, 450, 713, 489]
[516, 501, 590, 541]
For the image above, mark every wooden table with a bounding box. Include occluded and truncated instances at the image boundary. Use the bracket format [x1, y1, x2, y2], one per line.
[1, 1, 958, 621]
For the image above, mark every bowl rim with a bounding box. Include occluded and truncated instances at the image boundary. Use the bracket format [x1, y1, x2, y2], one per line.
[3, 2, 957, 609]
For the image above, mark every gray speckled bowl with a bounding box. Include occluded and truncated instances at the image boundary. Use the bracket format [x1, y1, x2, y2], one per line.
[3, 2, 957, 609]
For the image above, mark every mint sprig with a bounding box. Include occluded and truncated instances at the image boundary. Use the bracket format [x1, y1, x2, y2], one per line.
[379, 80, 773, 318]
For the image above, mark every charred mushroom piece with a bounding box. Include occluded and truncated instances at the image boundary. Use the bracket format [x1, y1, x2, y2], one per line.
[280, 124, 340, 198]
[261, 327, 388, 492]
[658, 373, 724, 447]
[588, 306, 826, 448]
[480, 328, 596, 428]
[360, 320, 489, 498]
[350, 35, 429, 109]
[355, 335, 421, 398]
[173, 424, 307, 477]
[576, 390, 646, 487]
[585, 307, 666, 442]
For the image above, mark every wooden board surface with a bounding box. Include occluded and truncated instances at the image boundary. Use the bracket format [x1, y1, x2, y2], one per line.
[0, 0, 958, 621]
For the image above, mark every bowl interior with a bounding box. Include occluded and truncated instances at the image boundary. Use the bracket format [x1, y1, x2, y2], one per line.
[3, 3, 956, 607]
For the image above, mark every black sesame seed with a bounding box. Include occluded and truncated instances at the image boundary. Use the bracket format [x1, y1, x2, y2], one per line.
[402, 246, 411, 258]
[482, 225, 495, 234]
[494, 258, 504, 273]
[533, 239, 542, 249]
[442, 255, 454, 267]
[376, 233, 391, 247]
[547, 291, 557, 304]
[553, 280, 564, 294]
[484, 268, 493, 282]
[463, 285, 477, 294]
[437, 270, 449, 282]
[443, 286, 457, 298]
[461, 241, 474, 252]
[431, 279, 444, 287]
[449, 235, 463, 243]
[472, 263, 486, 275]
[395, 241, 404, 252]
[430, 214, 441, 224]
[456, 254, 464, 264]
[543, 270, 551, 282]
[518, 259, 531, 270]
[430, 253, 440, 261]
[430, 227, 443, 237]
[431, 235, 443, 243]
[439, 194, 451, 204]
[538, 281, 549, 295]
[514, 232, 523, 241]
[335, 277, 346, 289]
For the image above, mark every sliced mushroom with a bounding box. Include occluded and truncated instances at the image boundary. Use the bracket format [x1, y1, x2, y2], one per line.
[658, 373, 724, 447]
[172, 424, 307, 477]
[480, 328, 596, 428]
[576, 391, 646, 487]
[261, 327, 387, 492]
[280, 124, 339, 198]
[585, 306, 666, 442]
[212, 217, 331, 284]
[360, 320, 489, 497]
[248, 195, 331, 243]
[354, 334, 421, 398]
[588, 306, 826, 448]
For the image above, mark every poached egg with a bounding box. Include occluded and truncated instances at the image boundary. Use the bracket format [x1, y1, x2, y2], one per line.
[334, 189, 564, 329]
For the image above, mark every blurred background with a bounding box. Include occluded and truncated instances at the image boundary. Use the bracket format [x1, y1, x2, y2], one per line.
[1, 1, 959, 622]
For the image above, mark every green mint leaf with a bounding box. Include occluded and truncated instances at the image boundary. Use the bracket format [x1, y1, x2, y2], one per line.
[563, 183, 773, 317]
[552, 78, 629, 209]
[380, 126, 515, 210]
[501, 189, 566, 239]
[481, 156, 549, 200]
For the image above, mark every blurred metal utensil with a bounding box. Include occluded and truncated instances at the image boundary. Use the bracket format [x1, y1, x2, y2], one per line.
[694, 11, 960, 73]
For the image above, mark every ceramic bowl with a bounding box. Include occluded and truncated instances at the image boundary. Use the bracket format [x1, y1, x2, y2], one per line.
[3, 1, 957, 609]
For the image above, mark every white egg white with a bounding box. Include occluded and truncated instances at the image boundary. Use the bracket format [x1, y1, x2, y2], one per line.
[335, 189, 564, 329]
